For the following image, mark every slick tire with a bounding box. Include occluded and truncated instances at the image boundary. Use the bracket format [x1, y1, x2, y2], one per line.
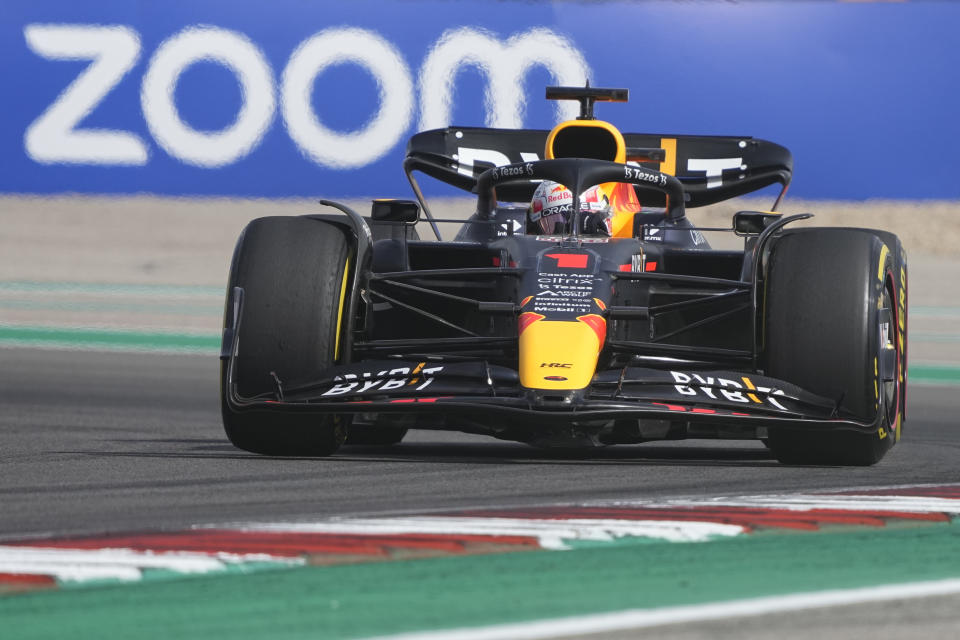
[220, 216, 353, 456]
[764, 228, 906, 466]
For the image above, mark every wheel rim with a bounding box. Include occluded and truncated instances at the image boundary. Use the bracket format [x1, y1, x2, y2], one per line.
[878, 280, 899, 427]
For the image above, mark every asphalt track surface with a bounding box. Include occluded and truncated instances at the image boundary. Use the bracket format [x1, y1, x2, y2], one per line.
[2, 347, 957, 540]
[2, 347, 959, 638]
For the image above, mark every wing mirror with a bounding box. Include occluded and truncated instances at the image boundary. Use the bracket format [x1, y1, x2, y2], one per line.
[371, 199, 419, 223]
[733, 211, 782, 235]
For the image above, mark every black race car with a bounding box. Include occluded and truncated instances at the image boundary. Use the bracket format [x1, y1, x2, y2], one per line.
[221, 86, 907, 465]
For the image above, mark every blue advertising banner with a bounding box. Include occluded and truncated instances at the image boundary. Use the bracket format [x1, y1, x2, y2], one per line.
[1, 1, 957, 199]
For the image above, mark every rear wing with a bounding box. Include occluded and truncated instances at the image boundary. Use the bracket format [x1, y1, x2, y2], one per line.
[405, 127, 792, 208]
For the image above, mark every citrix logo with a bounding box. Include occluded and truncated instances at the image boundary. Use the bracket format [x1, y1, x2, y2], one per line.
[24, 24, 589, 169]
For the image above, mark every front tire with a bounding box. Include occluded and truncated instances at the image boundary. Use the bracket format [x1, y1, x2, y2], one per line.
[220, 216, 353, 456]
[764, 228, 906, 465]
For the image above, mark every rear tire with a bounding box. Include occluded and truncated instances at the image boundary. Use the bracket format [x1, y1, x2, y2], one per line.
[763, 228, 905, 465]
[220, 216, 353, 456]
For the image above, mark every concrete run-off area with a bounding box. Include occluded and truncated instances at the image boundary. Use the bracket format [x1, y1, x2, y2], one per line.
[2, 194, 960, 284]
[1, 194, 958, 375]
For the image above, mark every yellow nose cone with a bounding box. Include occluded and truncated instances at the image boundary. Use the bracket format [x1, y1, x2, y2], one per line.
[518, 314, 606, 390]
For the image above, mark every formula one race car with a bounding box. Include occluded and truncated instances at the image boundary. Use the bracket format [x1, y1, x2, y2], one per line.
[221, 86, 908, 465]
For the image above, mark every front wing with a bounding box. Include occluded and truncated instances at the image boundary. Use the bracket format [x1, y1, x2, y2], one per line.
[222, 355, 882, 435]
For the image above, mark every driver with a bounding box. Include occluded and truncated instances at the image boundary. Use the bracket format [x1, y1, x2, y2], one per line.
[528, 181, 642, 236]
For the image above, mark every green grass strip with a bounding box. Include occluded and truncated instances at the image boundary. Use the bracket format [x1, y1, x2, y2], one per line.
[2, 523, 958, 640]
[910, 364, 960, 385]
[0, 299, 220, 316]
[0, 326, 219, 354]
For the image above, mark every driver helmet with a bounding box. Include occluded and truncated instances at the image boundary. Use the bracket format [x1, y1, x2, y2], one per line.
[529, 181, 613, 235]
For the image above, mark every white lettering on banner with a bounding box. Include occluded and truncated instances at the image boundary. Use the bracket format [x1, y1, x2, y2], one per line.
[419, 27, 590, 130]
[24, 24, 589, 169]
[24, 24, 148, 165]
[686, 157, 742, 189]
[141, 27, 274, 168]
[281, 28, 413, 169]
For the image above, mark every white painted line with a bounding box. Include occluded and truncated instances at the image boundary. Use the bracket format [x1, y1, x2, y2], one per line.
[826, 481, 960, 492]
[365, 578, 960, 640]
[0, 560, 144, 582]
[226, 517, 745, 549]
[0, 546, 301, 583]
